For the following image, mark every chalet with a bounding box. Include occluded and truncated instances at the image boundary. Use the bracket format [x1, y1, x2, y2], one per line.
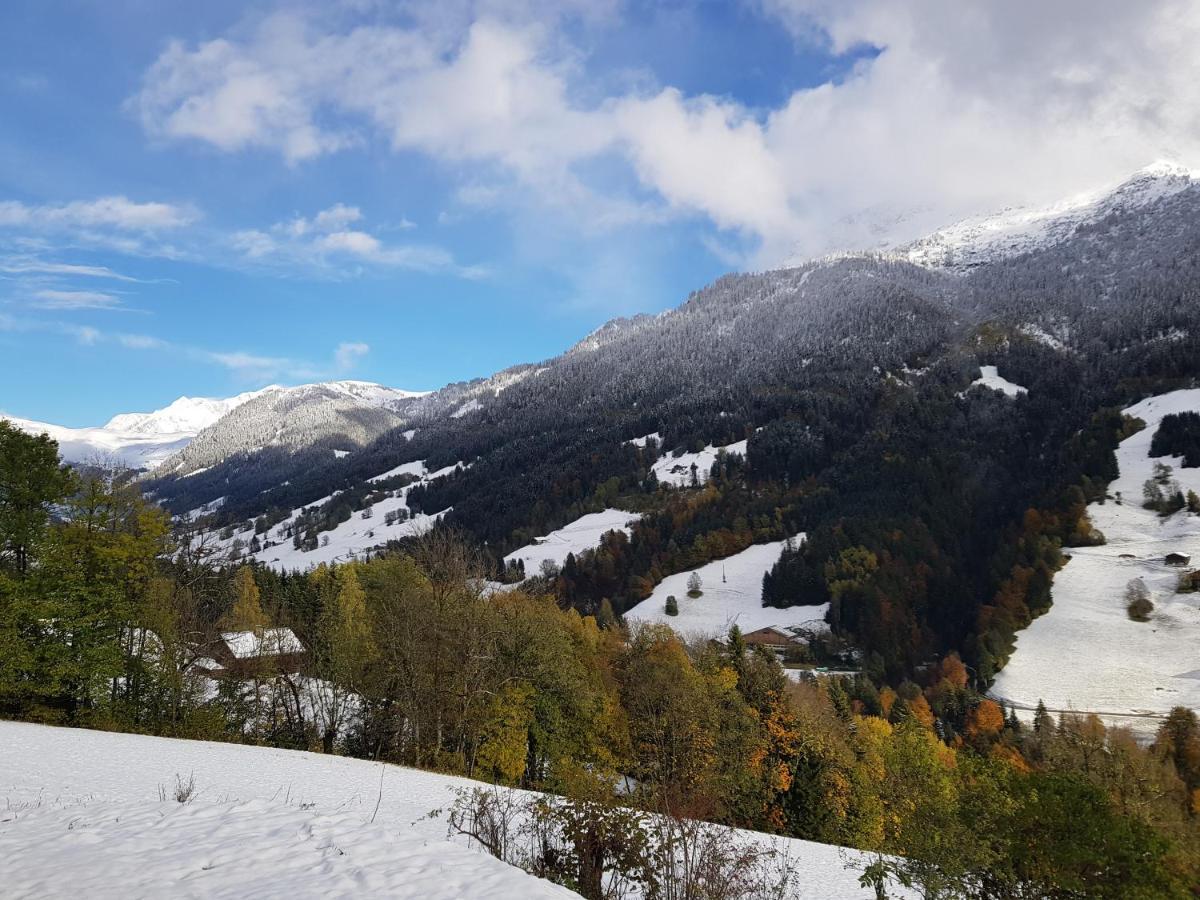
[210, 628, 308, 677]
[741, 626, 796, 654]
[1165, 552, 1192, 567]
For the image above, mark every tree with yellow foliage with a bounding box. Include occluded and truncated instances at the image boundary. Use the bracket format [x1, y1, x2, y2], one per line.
[222, 566, 267, 634]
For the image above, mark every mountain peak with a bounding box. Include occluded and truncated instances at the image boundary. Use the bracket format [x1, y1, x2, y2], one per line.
[898, 160, 1200, 271]
[103, 388, 272, 435]
[1136, 158, 1198, 179]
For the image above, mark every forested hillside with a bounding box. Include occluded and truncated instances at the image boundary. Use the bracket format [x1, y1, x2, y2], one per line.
[143, 168, 1200, 697]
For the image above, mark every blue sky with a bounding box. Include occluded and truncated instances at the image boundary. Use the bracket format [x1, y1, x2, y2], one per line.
[2, 1, 1195, 425]
[0, 1, 868, 425]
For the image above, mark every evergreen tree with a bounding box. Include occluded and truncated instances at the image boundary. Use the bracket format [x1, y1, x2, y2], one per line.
[1033, 699, 1052, 735]
[0, 421, 74, 577]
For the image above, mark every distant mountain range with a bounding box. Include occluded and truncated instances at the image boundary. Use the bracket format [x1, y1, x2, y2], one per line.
[3, 381, 424, 471]
[8, 159, 1200, 503]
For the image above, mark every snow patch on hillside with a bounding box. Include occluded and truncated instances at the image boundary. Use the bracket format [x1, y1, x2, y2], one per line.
[505, 508, 642, 575]
[197, 460, 465, 572]
[970, 366, 1027, 398]
[628, 432, 661, 448]
[452, 398, 482, 418]
[992, 389, 1200, 736]
[625, 537, 829, 638]
[653, 439, 747, 487]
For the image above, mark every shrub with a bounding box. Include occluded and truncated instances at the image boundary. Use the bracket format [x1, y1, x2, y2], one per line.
[665, 595, 679, 616]
[1125, 579, 1153, 621]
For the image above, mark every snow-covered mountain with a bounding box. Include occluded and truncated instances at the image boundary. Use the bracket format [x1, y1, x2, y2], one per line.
[155, 380, 429, 477]
[900, 160, 1200, 270]
[103, 389, 269, 435]
[4, 381, 427, 473]
[2, 389, 269, 470]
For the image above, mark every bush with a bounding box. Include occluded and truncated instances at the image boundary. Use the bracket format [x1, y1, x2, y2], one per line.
[1125, 579, 1154, 621]
[665, 595, 679, 616]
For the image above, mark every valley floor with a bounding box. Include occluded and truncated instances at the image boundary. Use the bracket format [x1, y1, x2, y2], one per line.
[0, 721, 897, 899]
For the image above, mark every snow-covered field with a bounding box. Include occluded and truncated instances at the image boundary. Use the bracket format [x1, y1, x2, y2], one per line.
[0, 721, 899, 899]
[195, 460, 463, 572]
[0, 721, 572, 899]
[970, 365, 1027, 398]
[625, 536, 829, 638]
[504, 508, 642, 575]
[992, 390, 1200, 736]
[653, 439, 748, 487]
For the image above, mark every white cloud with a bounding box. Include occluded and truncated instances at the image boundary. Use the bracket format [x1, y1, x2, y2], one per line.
[0, 259, 143, 281]
[334, 340, 369, 371]
[128, 1, 1200, 264]
[0, 196, 197, 231]
[31, 289, 124, 311]
[234, 203, 465, 275]
[117, 333, 169, 350]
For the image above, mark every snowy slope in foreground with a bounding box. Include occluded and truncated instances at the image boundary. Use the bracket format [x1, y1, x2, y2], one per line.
[505, 508, 642, 575]
[0, 722, 571, 900]
[625, 536, 829, 637]
[0, 722, 898, 899]
[992, 390, 1200, 736]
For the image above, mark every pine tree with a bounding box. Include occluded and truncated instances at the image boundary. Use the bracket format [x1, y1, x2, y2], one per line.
[0, 421, 74, 577]
[1033, 699, 1053, 735]
[665, 595, 679, 616]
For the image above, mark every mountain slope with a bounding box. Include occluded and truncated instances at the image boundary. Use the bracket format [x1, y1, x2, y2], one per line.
[901, 160, 1200, 270]
[132, 163, 1200, 687]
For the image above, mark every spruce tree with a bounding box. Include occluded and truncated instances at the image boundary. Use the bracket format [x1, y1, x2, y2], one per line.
[1033, 699, 1052, 735]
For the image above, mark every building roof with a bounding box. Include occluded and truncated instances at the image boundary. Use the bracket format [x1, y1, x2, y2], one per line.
[742, 626, 794, 644]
